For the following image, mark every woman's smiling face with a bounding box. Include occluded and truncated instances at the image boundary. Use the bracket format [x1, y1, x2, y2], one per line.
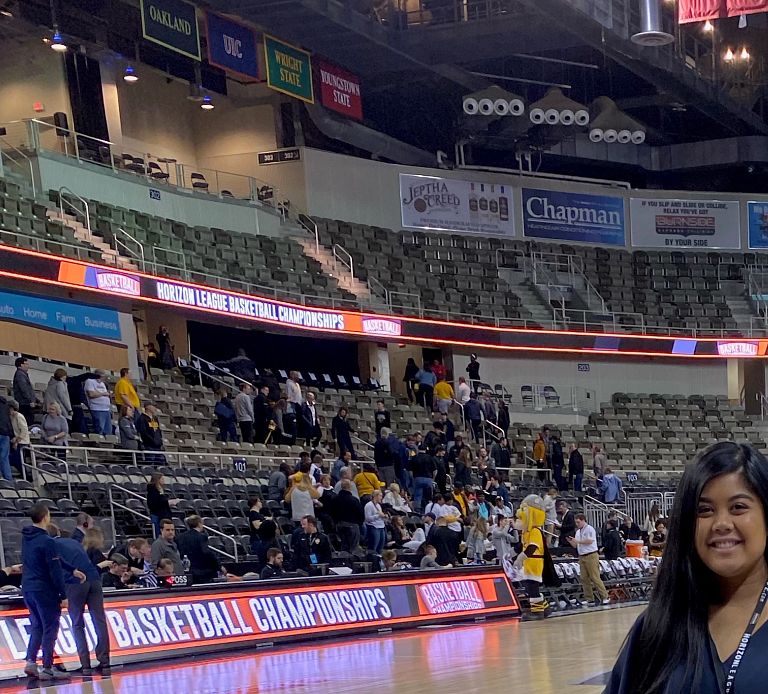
[695, 472, 767, 580]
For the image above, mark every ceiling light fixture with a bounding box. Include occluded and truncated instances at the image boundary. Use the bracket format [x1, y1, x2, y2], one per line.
[200, 94, 214, 110]
[123, 66, 138, 83]
[703, 20, 713, 32]
[50, 30, 67, 52]
[724, 48, 734, 62]
[0, 6, 13, 17]
[740, 47, 750, 61]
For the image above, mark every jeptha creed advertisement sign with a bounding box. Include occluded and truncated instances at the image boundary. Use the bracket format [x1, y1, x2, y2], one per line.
[630, 197, 741, 250]
[400, 174, 515, 236]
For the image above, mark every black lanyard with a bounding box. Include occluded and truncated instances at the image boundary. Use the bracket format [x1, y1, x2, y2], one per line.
[720, 579, 768, 694]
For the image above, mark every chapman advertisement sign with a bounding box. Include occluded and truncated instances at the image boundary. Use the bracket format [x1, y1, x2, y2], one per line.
[522, 188, 626, 246]
[400, 174, 514, 236]
[630, 197, 741, 250]
[0, 572, 517, 678]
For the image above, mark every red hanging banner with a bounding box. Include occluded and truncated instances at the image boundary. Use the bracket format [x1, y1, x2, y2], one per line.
[726, 0, 768, 16]
[678, 0, 725, 23]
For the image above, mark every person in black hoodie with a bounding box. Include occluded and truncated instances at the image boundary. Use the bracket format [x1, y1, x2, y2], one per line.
[21, 503, 69, 681]
[136, 404, 164, 459]
[67, 371, 98, 435]
[0, 396, 12, 482]
[176, 515, 221, 584]
[568, 443, 585, 492]
[402, 358, 419, 403]
[602, 520, 623, 560]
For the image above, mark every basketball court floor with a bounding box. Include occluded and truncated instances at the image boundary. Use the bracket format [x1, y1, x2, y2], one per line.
[0, 605, 642, 693]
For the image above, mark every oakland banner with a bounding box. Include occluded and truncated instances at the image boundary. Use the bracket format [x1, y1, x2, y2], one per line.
[630, 197, 741, 250]
[140, 0, 200, 60]
[521, 188, 625, 246]
[400, 174, 514, 236]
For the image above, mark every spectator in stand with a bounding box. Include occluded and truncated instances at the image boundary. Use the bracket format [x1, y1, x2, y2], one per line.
[21, 503, 69, 681]
[467, 517, 489, 562]
[136, 404, 164, 457]
[0, 396, 13, 481]
[434, 446, 448, 495]
[309, 451, 325, 484]
[234, 383, 255, 444]
[432, 359, 446, 382]
[292, 516, 332, 573]
[466, 354, 481, 392]
[247, 497, 265, 552]
[67, 372, 95, 435]
[497, 401, 510, 439]
[592, 445, 607, 478]
[364, 490, 388, 555]
[334, 466, 359, 499]
[602, 520, 623, 560]
[543, 488, 558, 545]
[331, 479, 364, 552]
[420, 544, 450, 569]
[374, 400, 391, 439]
[551, 435, 566, 491]
[285, 371, 303, 410]
[8, 399, 29, 473]
[260, 548, 285, 580]
[139, 558, 175, 588]
[253, 386, 271, 444]
[403, 358, 419, 404]
[151, 519, 183, 574]
[422, 513, 437, 544]
[649, 520, 667, 557]
[431, 516, 459, 566]
[456, 377, 471, 406]
[251, 519, 279, 567]
[557, 500, 576, 549]
[434, 379, 454, 415]
[44, 369, 72, 422]
[619, 516, 643, 542]
[481, 395, 497, 430]
[491, 496, 513, 521]
[41, 402, 68, 457]
[299, 392, 321, 448]
[465, 393, 483, 442]
[600, 468, 624, 503]
[568, 443, 585, 492]
[118, 406, 141, 451]
[285, 467, 320, 523]
[354, 463, 383, 504]
[71, 513, 92, 544]
[491, 517, 517, 564]
[533, 433, 547, 482]
[85, 371, 112, 436]
[643, 503, 662, 537]
[423, 421, 446, 455]
[374, 429, 396, 486]
[452, 484, 470, 520]
[486, 473, 510, 505]
[415, 364, 436, 411]
[101, 554, 131, 589]
[447, 433, 469, 467]
[268, 462, 292, 502]
[316, 474, 336, 533]
[383, 483, 411, 514]
[410, 446, 436, 512]
[490, 437, 512, 470]
[331, 407, 355, 458]
[13, 357, 38, 425]
[83, 528, 112, 573]
[156, 326, 174, 369]
[214, 390, 238, 443]
[124, 538, 151, 577]
[332, 450, 352, 485]
[274, 398, 297, 445]
[176, 515, 220, 583]
[146, 472, 172, 538]
[114, 368, 140, 413]
[145, 343, 160, 372]
[439, 412, 455, 445]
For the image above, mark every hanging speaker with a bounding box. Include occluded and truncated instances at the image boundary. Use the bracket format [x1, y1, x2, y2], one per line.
[544, 108, 560, 125]
[529, 108, 545, 124]
[617, 129, 632, 144]
[53, 111, 69, 137]
[559, 109, 575, 126]
[493, 99, 509, 116]
[631, 130, 647, 144]
[574, 109, 590, 126]
[589, 128, 604, 143]
[478, 98, 494, 116]
[463, 98, 479, 115]
[603, 129, 618, 143]
[509, 98, 525, 116]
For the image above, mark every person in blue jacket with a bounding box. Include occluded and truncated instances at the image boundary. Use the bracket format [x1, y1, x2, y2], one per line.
[48, 524, 110, 674]
[21, 503, 69, 681]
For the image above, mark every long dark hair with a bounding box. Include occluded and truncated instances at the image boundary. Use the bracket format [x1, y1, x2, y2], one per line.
[627, 442, 768, 694]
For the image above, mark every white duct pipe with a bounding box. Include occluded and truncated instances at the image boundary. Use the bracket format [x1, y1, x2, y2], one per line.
[631, 0, 674, 46]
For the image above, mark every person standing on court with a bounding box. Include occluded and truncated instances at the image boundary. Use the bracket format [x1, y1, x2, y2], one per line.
[49, 524, 109, 673]
[567, 513, 609, 606]
[466, 354, 481, 392]
[13, 357, 38, 425]
[21, 502, 70, 680]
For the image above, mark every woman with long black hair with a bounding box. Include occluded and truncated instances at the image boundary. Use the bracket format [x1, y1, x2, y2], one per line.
[605, 441, 768, 694]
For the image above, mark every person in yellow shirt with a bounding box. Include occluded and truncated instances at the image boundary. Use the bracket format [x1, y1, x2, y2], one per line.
[114, 368, 141, 411]
[434, 379, 454, 415]
[354, 463, 383, 502]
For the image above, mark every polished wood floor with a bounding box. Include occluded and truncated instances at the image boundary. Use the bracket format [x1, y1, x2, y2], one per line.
[11, 606, 643, 693]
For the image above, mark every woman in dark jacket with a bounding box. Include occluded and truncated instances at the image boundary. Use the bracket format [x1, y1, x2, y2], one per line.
[119, 406, 141, 451]
[497, 402, 510, 439]
[403, 358, 419, 403]
[146, 472, 172, 537]
[331, 407, 355, 458]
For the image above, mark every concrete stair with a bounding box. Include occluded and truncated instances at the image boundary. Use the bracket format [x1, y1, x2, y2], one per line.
[721, 279, 759, 335]
[498, 268, 554, 326]
[295, 236, 372, 301]
[46, 209, 138, 272]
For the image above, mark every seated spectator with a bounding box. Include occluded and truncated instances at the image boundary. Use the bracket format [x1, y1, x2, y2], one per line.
[649, 520, 667, 557]
[354, 463, 383, 504]
[620, 516, 643, 542]
[139, 557, 175, 588]
[260, 548, 285, 580]
[420, 544, 451, 569]
[8, 399, 29, 473]
[123, 538, 151, 577]
[150, 518, 183, 574]
[452, 483, 470, 519]
[330, 479, 364, 553]
[491, 496, 513, 520]
[214, 391, 238, 442]
[291, 516, 332, 573]
[382, 549, 411, 571]
[383, 483, 410, 514]
[268, 462, 292, 502]
[41, 402, 68, 451]
[101, 554, 131, 589]
[136, 404, 164, 453]
[423, 422, 446, 456]
[486, 473, 510, 504]
[118, 406, 141, 450]
[251, 519, 280, 566]
[285, 467, 320, 523]
[332, 450, 352, 485]
[334, 466, 359, 499]
[403, 525, 427, 552]
[83, 527, 112, 572]
[176, 515, 221, 583]
[388, 515, 412, 548]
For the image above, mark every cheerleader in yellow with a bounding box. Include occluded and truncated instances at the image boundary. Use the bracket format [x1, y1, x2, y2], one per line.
[513, 494, 551, 619]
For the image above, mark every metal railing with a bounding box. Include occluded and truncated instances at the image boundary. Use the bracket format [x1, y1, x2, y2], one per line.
[108, 483, 238, 561]
[27, 446, 74, 501]
[0, 227, 102, 263]
[368, 276, 390, 303]
[186, 353, 253, 389]
[114, 227, 145, 267]
[298, 213, 319, 254]
[624, 492, 665, 527]
[0, 138, 36, 198]
[583, 494, 630, 537]
[332, 244, 354, 281]
[58, 186, 91, 233]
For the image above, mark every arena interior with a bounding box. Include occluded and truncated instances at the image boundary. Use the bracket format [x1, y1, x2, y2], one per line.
[0, 0, 766, 691]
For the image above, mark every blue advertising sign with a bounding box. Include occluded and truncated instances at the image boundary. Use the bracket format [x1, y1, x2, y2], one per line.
[748, 201, 768, 249]
[522, 188, 626, 246]
[140, 0, 200, 61]
[0, 289, 122, 341]
[205, 12, 260, 80]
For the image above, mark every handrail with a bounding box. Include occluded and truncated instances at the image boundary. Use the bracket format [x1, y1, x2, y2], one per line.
[0, 138, 36, 198]
[367, 276, 390, 303]
[59, 186, 91, 233]
[108, 482, 238, 561]
[26, 447, 73, 502]
[188, 353, 252, 387]
[180, 355, 248, 392]
[114, 227, 145, 269]
[149, 244, 187, 276]
[332, 243, 354, 281]
[297, 213, 319, 254]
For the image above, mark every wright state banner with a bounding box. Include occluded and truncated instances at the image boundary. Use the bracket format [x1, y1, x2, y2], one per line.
[679, 0, 768, 22]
